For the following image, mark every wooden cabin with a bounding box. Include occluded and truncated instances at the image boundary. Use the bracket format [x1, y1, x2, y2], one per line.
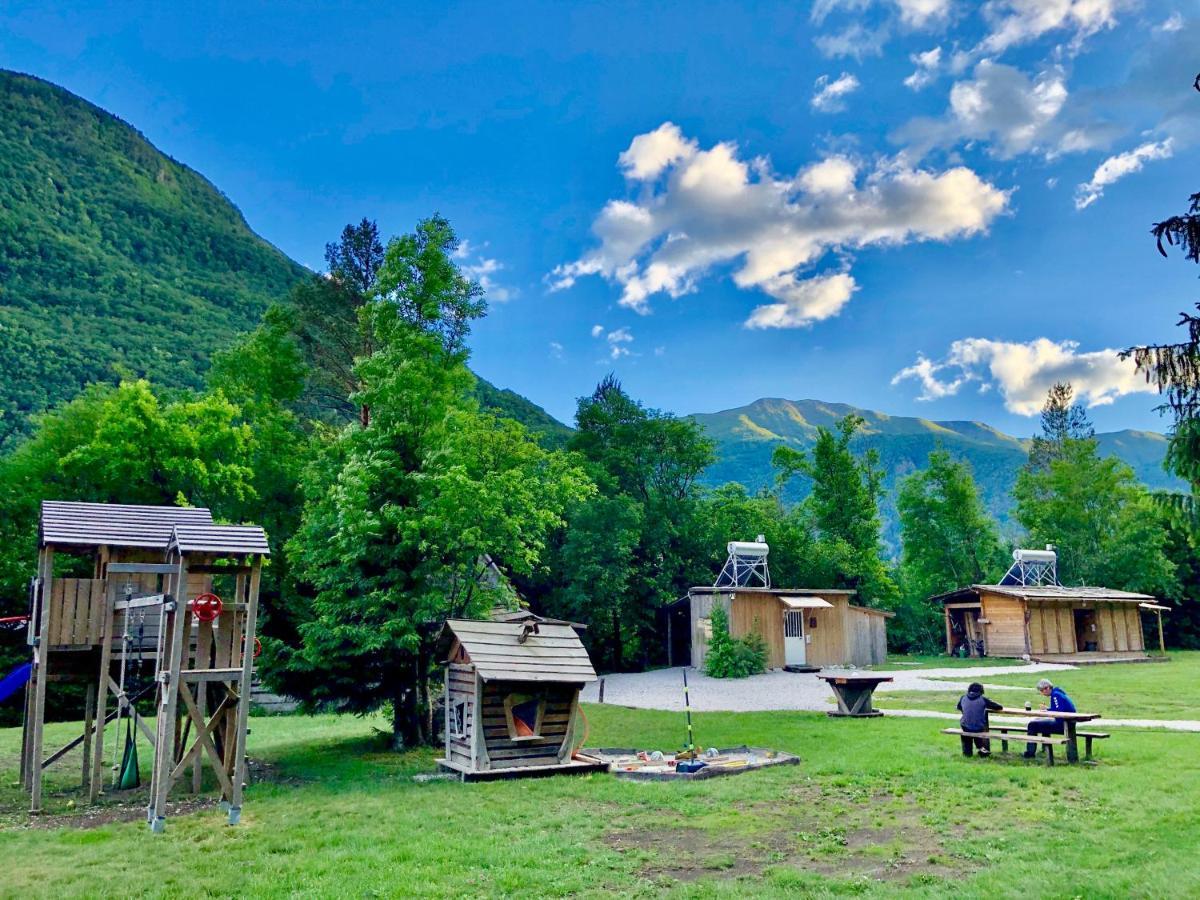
[935, 584, 1155, 661]
[21, 501, 268, 830]
[681, 587, 891, 670]
[437, 619, 605, 780]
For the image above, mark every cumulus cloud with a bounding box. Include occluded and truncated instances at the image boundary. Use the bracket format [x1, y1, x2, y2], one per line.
[904, 46, 943, 90]
[979, 0, 1131, 54]
[550, 123, 1009, 328]
[892, 337, 1154, 414]
[603, 327, 634, 359]
[590, 324, 605, 338]
[897, 60, 1112, 159]
[813, 0, 951, 28]
[1075, 139, 1174, 209]
[815, 23, 889, 59]
[548, 341, 565, 360]
[811, 73, 862, 112]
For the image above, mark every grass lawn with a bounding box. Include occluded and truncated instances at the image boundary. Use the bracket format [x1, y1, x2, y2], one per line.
[872, 655, 1032, 671]
[1, 698, 1198, 897]
[875, 651, 1200, 721]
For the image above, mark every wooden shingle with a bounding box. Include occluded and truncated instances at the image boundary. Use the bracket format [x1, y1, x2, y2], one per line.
[442, 619, 597, 683]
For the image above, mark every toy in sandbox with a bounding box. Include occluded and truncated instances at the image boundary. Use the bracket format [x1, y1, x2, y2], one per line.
[16, 501, 268, 831]
[436, 616, 608, 780]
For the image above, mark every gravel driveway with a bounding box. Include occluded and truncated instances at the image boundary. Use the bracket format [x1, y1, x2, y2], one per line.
[579, 663, 1076, 713]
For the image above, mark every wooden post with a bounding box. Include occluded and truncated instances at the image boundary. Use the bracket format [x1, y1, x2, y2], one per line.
[192, 618, 213, 793]
[81, 684, 96, 793]
[225, 556, 261, 825]
[89, 586, 115, 802]
[148, 555, 189, 832]
[1157, 610, 1166, 656]
[29, 547, 53, 812]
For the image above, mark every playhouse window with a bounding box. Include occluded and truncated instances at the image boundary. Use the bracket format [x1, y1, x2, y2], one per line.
[503, 692, 546, 740]
[449, 700, 467, 739]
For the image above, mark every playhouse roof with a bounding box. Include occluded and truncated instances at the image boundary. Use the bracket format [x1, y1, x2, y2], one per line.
[169, 523, 271, 556]
[441, 619, 597, 684]
[40, 501, 214, 549]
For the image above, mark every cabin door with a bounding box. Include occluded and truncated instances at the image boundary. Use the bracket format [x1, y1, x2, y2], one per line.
[784, 610, 806, 666]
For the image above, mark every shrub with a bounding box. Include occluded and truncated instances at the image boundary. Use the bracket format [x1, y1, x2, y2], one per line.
[704, 605, 767, 678]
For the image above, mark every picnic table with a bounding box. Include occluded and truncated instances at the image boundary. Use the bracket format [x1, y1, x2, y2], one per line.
[819, 674, 893, 718]
[995, 708, 1102, 764]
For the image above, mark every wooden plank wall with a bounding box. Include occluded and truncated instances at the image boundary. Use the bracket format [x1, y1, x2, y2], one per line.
[446, 663, 476, 771]
[805, 598, 848, 667]
[730, 593, 784, 669]
[980, 592, 1029, 657]
[689, 592, 723, 668]
[46, 579, 106, 647]
[479, 680, 576, 770]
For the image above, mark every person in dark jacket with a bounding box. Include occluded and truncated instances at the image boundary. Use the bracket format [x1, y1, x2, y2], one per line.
[957, 682, 1003, 757]
[1023, 678, 1076, 758]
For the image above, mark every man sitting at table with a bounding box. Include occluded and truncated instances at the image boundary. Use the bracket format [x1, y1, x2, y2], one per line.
[1023, 678, 1076, 758]
[957, 681, 1003, 757]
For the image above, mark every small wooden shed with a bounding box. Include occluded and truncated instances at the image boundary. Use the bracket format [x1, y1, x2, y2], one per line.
[935, 584, 1155, 661]
[437, 619, 604, 780]
[681, 587, 891, 669]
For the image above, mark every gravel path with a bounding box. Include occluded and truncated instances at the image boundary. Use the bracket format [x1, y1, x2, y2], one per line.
[579, 664, 1200, 732]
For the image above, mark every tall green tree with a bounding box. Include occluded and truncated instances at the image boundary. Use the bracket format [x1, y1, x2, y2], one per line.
[773, 415, 897, 606]
[1028, 382, 1095, 470]
[1013, 392, 1176, 596]
[282, 217, 591, 746]
[896, 447, 1006, 650]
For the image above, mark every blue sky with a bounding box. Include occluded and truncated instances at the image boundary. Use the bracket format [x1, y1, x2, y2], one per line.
[2, 1, 1197, 434]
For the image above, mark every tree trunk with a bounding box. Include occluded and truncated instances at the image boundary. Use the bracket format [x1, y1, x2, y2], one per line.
[611, 607, 623, 671]
[391, 681, 421, 750]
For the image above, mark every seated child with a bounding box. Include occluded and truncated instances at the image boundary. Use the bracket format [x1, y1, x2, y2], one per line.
[957, 681, 1003, 757]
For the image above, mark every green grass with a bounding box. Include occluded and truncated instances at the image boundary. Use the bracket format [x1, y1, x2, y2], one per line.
[872, 654, 1032, 671]
[876, 651, 1199, 721]
[2, 695, 1199, 897]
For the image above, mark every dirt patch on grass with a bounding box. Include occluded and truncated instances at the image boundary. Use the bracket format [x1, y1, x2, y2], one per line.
[602, 781, 969, 888]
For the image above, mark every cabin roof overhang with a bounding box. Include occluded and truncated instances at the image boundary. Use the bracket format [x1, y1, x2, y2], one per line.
[933, 584, 1153, 605]
[687, 586, 856, 597]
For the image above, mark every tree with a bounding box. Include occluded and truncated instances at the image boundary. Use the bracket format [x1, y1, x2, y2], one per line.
[282, 219, 592, 746]
[1028, 382, 1094, 470]
[541, 376, 715, 670]
[325, 217, 385, 296]
[773, 415, 897, 606]
[896, 447, 1006, 651]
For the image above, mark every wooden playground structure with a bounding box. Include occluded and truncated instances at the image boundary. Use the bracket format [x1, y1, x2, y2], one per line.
[19, 501, 268, 832]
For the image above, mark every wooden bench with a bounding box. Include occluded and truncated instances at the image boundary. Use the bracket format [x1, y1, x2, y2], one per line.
[941, 728, 1068, 765]
[990, 724, 1112, 760]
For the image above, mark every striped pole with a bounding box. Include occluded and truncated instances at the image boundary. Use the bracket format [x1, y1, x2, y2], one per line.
[683, 668, 695, 758]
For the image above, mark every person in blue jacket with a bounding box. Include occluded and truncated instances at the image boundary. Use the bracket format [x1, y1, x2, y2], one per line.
[1023, 678, 1075, 758]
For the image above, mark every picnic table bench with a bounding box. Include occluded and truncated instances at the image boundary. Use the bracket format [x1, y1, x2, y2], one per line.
[819, 674, 893, 718]
[987, 723, 1111, 760]
[996, 708, 1103, 764]
[940, 728, 1068, 764]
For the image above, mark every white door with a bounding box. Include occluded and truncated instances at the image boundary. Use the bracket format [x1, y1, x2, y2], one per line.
[784, 610, 806, 666]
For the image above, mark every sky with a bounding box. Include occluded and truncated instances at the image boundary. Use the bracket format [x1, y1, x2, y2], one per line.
[2, 1, 1198, 435]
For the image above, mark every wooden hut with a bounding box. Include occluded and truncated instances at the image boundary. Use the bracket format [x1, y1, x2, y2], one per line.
[681, 587, 891, 669]
[437, 619, 605, 780]
[20, 501, 268, 830]
[935, 584, 1155, 661]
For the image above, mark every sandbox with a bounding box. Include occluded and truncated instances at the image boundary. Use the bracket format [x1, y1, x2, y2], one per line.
[581, 745, 799, 781]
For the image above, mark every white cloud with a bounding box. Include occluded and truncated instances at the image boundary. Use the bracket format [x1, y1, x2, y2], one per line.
[460, 255, 514, 302]
[618, 122, 697, 181]
[590, 324, 605, 338]
[604, 327, 634, 359]
[815, 23, 888, 59]
[979, 0, 1131, 55]
[548, 341, 565, 360]
[813, 0, 951, 28]
[897, 61, 1110, 159]
[745, 273, 859, 329]
[550, 125, 1009, 328]
[1075, 139, 1174, 209]
[893, 337, 1154, 414]
[812, 73, 862, 112]
[1157, 12, 1183, 33]
[904, 46, 942, 90]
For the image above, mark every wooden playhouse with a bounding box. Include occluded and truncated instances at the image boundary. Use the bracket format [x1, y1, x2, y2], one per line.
[437, 618, 605, 780]
[20, 501, 268, 830]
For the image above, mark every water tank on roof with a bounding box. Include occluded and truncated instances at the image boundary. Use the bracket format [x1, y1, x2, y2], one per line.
[1013, 548, 1056, 564]
[727, 541, 769, 558]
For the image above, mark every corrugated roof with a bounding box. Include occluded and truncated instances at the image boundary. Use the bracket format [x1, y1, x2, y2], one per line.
[442, 619, 597, 683]
[170, 524, 270, 556]
[977, 585, 1152, 603]
[40, 501, 213, 549]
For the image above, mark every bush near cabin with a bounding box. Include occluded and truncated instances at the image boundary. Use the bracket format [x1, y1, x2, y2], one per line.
[703, 605, 767, 678]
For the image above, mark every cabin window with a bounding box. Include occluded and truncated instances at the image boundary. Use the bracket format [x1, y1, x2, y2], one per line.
[503, 692, 546, 741]
[449, 700, 467, 739]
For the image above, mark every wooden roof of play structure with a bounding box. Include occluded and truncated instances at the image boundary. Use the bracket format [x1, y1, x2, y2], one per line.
[39, 501, 269, 556]
[442, 619, 597, 684]
[934, 584, 1153, 604]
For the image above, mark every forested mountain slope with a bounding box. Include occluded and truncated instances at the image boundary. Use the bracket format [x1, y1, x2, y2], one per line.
[0, 70, 307, 446]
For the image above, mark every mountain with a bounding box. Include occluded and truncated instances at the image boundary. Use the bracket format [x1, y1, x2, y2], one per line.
[691, 397, 1184, 547]
[0, 70, 307, 447]
[474, 378, 573, 449]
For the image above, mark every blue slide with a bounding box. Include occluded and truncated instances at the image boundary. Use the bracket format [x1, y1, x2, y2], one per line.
[0, 662, 32, 703]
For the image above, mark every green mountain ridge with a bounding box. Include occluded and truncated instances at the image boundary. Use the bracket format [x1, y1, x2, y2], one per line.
[0, 69, 308, 446]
